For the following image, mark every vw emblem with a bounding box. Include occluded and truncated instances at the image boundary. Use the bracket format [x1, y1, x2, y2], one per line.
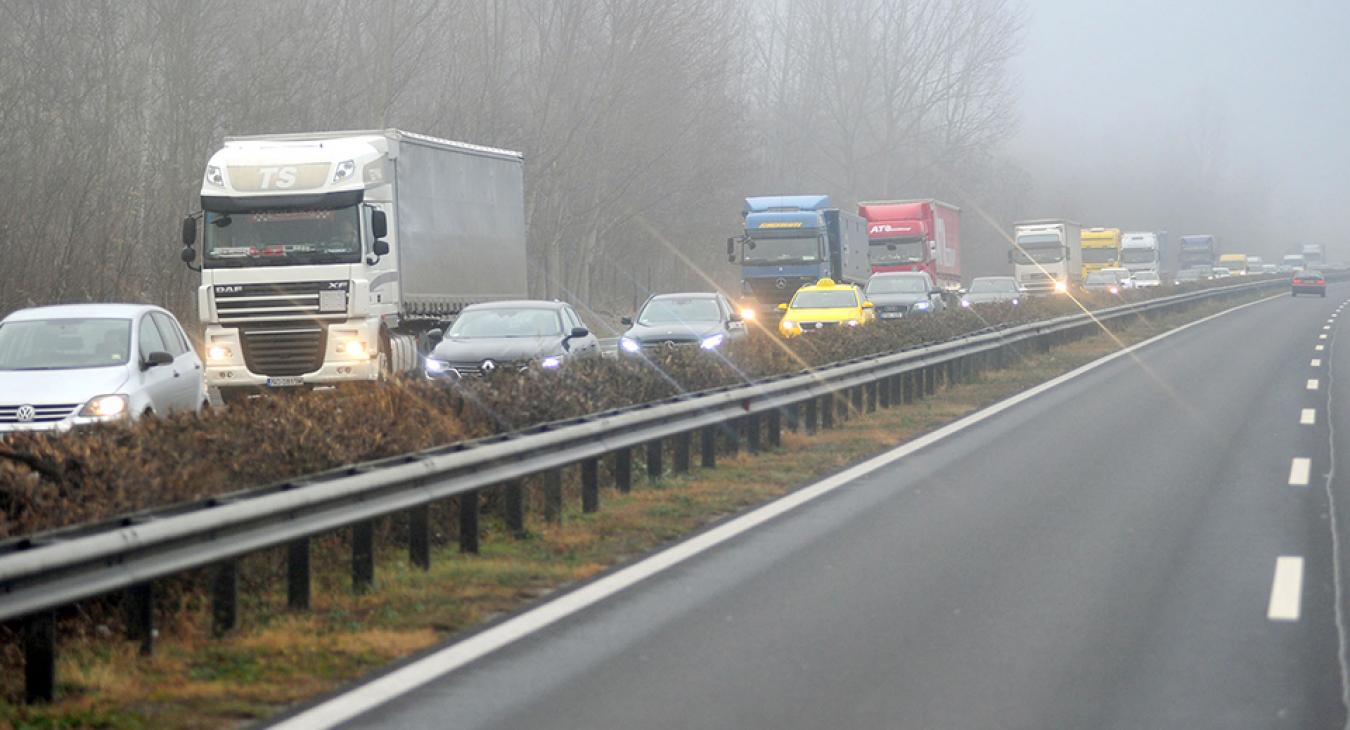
[775, 278, 787, 290]
[814, 322, 824, 329]
[15, 405, 36, 422]
[481, 359, 496, 372]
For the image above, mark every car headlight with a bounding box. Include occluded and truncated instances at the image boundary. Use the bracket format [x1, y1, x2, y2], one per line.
[845, 319, 860, 327]
[1109, 286, 1119, 294]
[207, 344, 232, 362]
[700, 333, 725, 350]
[1054, 281, 1068, 293]
[960, 299, 971, 308]
[540, 356, 562, 369]
[913, 301, 931, 311]
[1011, 298, 1020, 306]
[424, 357, 449, 374]
[781, 318, 796, 330]
[79, 394, 128, 419]
[620, 337, 641, 353]
[739, 307, 756, 321]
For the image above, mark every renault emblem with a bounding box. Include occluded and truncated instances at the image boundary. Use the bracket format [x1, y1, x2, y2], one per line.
[481, 359, 496, 372]
[15, 405, 36, 422]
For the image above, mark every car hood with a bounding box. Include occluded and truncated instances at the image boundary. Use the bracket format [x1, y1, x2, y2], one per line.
[623, 322, 724, 342]
[783, 307, 860, 322]
[866, 293, 928, 307]
[0, 366, 130, 406]
[430, 337, 563, 363]
[964, 292, 1018, 303]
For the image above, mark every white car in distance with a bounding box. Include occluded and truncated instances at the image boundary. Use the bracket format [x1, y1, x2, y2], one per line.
[0, 304, 205, 432]
[1130, 271, 1162, 288]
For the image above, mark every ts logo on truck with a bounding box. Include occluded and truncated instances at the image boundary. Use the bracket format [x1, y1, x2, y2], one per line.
[258, 166, 298, 189]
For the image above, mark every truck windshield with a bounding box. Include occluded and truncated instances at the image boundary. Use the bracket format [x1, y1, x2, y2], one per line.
[639, 298, 722, 325]
[743, 235, 821, 265]
[791, 290, 858, 309]
[449, 308, 563, 338]
[1012, 245, 1064, 265]
[203, 206, 362, 268]
[0, 318, 132, 370]
[1121, 248, 1156, 264]
[1082, 248, 1118, 264]
[969, 279, 1017, 293]
[868, 238, 925, 264]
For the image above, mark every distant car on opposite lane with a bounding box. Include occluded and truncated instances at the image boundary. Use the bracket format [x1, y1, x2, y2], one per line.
[1291, 270, 1326, 297]
[0, 303, 205, 431]
[864, 271, 946, 320]
[961, 276, 1022, 307]
[619, 293, 745, 355]
[424, 300, 599, 379]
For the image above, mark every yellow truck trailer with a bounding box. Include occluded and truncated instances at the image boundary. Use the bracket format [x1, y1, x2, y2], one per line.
[1081, 227, 1121, 279]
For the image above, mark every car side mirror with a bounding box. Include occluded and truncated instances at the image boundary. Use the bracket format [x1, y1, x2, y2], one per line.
[426, 328, 444, 344]
[729, 312, 743, 322]
[568, 326, 589, 339]
[777, 303, 788, 311]
[863, 301, 874, 309]
[620, 316, 633, 326]
[143, 351, 173, 369]
[181, 215, 197, 246]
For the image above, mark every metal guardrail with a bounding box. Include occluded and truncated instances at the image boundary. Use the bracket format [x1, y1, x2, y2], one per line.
[0, 278, 1290, 702]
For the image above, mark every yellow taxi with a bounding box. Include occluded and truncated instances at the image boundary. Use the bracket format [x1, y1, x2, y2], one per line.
[776, 278, 875, 337]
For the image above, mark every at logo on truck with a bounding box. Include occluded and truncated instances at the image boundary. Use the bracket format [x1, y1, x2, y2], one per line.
[869, 224, 916, 235]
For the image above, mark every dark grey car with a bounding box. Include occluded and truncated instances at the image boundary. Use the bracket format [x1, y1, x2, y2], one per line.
[424, 300, 599, 379]
[960, 276, 1023, 307]
[619, 293, 745, 356]
[864, 272, 946, 320]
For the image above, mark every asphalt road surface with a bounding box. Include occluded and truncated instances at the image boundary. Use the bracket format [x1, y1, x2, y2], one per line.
[317, 284, 1350, 729]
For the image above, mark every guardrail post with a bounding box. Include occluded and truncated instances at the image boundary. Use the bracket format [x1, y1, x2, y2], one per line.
[582, 459, 600, 512]
[125, 582, 154, 656]
[787, 403, 800, 431]
[352, 519, 375, 593]
[878, 377, 890, 409]
[647, 440, 663, 479]
[212, 560, 239, 638]
[410, 505, 431, 569]
[459, 490, 480, 553]
[504, 480, 526, 538]
[900, 371, 913, 404]
[615, 448, 633, 493]
[851, 386, 864, 415]
[543, 469, 563, 523]
[868, 380, 879, 412]
[674, 431, 692, 474]
[768, 409, 782, 448]
[725, 420, 741, 456]
[288, 538, 311, 610]
[805, 398, 818, 434]
[747, 414, 761, 454]
[821, 394, 835, 429]
[22, 611, 55, 704]
[701, 427, 717, 468]
[926, 365, 937, 396]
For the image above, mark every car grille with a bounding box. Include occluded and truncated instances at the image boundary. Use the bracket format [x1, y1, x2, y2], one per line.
[213, 281, 349, 324]
[0, 403, 80, 424]
[640, 336, 700, 351]
[797, 321, 840, 332]
[440, 360, 528, 378]
[240, 326, 327, 377]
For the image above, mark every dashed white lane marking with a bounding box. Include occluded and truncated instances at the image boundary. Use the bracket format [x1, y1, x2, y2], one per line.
[1319, 345, 1328, 352]
[1269, 556, 1306, 622]
[1322, 334, 1330, 340]
[1310, 379, 1322, 390]
[1290, 457, 1312, 486]
[1327, 326, 1334, 331]
[1303, 409, 1318, 425]
[1315, 359, 1324, 367]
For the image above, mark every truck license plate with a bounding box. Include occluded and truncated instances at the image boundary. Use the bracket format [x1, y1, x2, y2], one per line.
[267, 376, 304, 388]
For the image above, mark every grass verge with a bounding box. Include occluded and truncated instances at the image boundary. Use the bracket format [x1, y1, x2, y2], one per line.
[0, 291, 1271, 729]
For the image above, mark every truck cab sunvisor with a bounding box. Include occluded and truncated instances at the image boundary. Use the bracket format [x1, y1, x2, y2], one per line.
[202, 189, 364, 213]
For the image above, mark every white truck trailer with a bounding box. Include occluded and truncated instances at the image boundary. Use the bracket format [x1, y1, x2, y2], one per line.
[1011, 219, 1082, 294]
[180, 130, 527, 400]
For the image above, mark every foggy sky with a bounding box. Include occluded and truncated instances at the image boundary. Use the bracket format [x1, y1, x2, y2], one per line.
[1010, 0, 1350, 260]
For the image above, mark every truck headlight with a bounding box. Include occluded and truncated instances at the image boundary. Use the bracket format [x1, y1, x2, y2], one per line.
[332, 159, 356, 183]
[205, 165, 224, 187]
[79, 394, 128, 419]
[620, 337, 641, 353]
[1054, 281, 1068, 293]
[336, 339, 369, 358]
[700, 333, 725, 350]
[540, 356, 562, 369]
[207, 344, 232, 362]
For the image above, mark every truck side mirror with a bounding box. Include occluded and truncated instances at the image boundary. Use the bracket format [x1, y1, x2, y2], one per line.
[727, 237, 736, 263]
[371, 210, 389, 240]
[372, 239, 390, 256]
[180, 247, 197, 264]
[181, 216, 197, 247]
[1007, 250, 1014, 263]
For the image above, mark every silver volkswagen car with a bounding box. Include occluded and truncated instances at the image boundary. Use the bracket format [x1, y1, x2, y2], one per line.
[0, 304, 206, 431]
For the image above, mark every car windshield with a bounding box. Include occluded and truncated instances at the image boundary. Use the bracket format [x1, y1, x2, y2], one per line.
[639, 298, 722, 325]
[791, 290, 858, 309]
[866, 276, 929, 295]
[1298, 271, 1323, 280]
[1134, 272, 1160, 282]
[1086, 272, 1117, 283]
[0, 318, 132, 370]
[868, 238, 925, 264]
[743, 235, 821, 265]
[970, 279, 1017, 293]
[1178, 272, 1202, 281]
[204, 206, 362, 268]
[448, 308, 562, 338]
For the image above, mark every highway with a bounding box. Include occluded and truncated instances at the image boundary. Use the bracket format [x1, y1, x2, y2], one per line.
[302, 285, 1350, 729]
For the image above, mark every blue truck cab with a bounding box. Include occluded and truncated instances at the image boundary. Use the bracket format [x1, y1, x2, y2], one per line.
[727, 195, 870, 317]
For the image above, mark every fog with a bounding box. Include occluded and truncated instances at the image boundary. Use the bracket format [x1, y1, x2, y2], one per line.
[1006, 0, 1350, 265]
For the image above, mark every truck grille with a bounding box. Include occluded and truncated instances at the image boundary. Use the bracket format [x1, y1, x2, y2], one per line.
[0, 403, 80, 424]
[213, 281, 349, 324]
[746, 276, 816, 305]
[240, 326, 327, 377]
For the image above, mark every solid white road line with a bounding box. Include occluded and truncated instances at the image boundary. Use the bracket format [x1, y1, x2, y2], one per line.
[1314, 359, 1324, 367]
[1268, 556, 1306, 622]
[1303, 409, 1318, 425]
[266, 292, 1286, 730]
[1290, 458, 1312, 486]
[1310, 379, 1322, 390]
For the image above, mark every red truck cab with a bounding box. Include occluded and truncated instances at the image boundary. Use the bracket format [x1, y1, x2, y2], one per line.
[857, 199, 961, 290]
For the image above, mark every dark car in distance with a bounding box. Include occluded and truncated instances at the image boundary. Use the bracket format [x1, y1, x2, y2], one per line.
[423, 300, 600, 378]
[619, 293, 746, 355]
[1291, 270, 1326, 297]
